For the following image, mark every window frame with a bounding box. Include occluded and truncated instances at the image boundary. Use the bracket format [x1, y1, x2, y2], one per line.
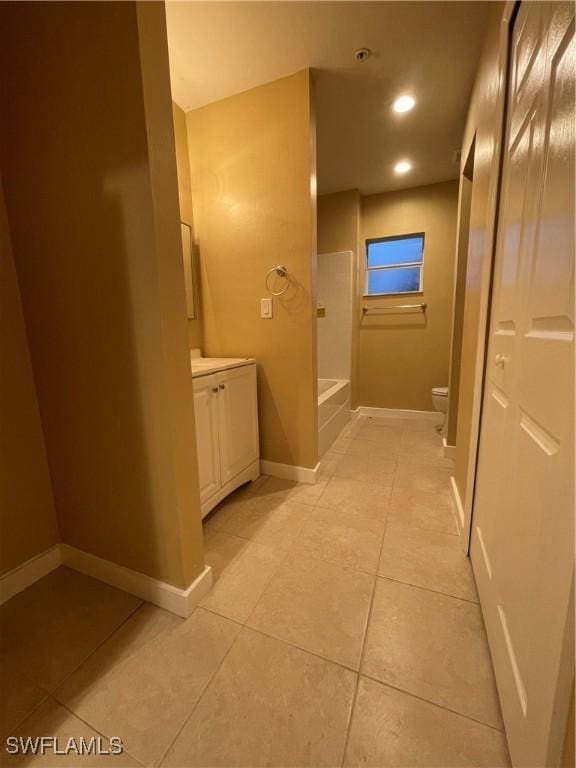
[364, 232, 425, 297]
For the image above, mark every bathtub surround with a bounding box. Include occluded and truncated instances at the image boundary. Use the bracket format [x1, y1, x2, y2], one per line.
[317, 190, 362, 407]
[0, 2, 206, 598]
[186, 70, 318, 470]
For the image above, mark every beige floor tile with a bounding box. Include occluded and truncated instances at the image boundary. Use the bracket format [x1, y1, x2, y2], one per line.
[312, 503, 387, 538]
[0, 660, 48, 738]
[207, 493, 311, 552]
[363, 579, 503, 729]
[389, 488, 457, 535]
[394, 459, 452, 494]
[333, 453, 396, 487]
[329, 435, 354, 454]
[247, 554, 374, 669]
[317, 477, 391, 517]
[290, 514, 384, 574]
[56, 608, 240, 766]
[345, 677, 510, 767]
[399, 430, 455, 468]
[201, 532, 284, 622]
[251, 475, 328, 506]
[317, 451, 342, 478]
[378, 522, 477, 601]
[351, 426, 402, 452]
[3, 699, 140, 766]
[400, 415, 444, 431]
[0, 568, 141, 692]
[162, 627, 356, 768]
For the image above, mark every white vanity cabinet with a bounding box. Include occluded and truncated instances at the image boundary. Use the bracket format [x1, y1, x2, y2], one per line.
[192, 360, 259, 517]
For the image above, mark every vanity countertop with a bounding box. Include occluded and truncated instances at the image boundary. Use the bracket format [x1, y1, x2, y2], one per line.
[190, 355, 256, 378]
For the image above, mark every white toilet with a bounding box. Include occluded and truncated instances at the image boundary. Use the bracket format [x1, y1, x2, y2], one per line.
[431, 386, 448, 415]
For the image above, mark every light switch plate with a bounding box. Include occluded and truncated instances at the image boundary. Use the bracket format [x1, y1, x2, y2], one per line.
[260, 297, 273, 319]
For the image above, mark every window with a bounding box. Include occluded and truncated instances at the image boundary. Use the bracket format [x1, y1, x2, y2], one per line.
[365, 233, 424, 296]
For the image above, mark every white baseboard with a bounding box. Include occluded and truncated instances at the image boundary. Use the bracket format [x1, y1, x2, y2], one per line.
[358, 406, 440, 420]
[450, 476, 465, 533]
[443, 438, 456, 459]
[61, 545, 212, 618]
[260, 459, 319, 485]
[1, 543, 213, 618]
[0, 545, 62, 605]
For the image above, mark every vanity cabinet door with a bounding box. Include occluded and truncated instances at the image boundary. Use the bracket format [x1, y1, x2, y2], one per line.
[217, 364, 259, 486]
[192, 374, 221, 504]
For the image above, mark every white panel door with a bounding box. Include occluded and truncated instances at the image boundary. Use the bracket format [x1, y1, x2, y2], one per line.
[192, 374, 221, 505]
[471, 3, 575, 766]
[217, 364, 259, 486]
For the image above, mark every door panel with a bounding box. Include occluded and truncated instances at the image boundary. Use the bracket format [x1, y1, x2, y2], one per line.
[217, 365, 259, 486]
[471, 3, 575, 766]
[192, 374, 221, 505]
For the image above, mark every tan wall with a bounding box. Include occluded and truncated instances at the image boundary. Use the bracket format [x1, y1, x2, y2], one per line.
[359, 181, 458, 410]
[172, 102, 203, 351]
[317, 190, 361, 407]
[0, 1, 204, 589]
[187, 70, 318, 468]
[454, 3, 507, 502]
[0, 178, 59, 576]
[446, 167, 473, 447]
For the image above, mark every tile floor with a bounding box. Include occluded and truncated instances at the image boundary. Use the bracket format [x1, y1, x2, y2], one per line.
[0, 414, 510, 767]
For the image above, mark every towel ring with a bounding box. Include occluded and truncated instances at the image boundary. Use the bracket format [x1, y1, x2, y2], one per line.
[265, 265, 290, 296]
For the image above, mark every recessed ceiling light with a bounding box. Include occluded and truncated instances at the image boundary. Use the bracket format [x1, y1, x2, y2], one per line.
[394, 160, 412, 175]
[393, 95, 416, 113]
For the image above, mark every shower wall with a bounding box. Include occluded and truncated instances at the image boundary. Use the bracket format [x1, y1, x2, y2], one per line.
[317, 251, 353, 380]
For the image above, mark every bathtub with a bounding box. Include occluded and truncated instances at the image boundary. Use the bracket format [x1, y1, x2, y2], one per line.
[318, 378, 351, 457]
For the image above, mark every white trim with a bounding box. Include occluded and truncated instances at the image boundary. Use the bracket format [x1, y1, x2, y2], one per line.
[449, 476, 465, 546]
[201, 459, 260, 519]
[358, 406, 439, 420]
[442, 437, 456, 460]
[260, 459, 319, 485]
[60, 544, 212, 618]
[0, 545, 62, 605]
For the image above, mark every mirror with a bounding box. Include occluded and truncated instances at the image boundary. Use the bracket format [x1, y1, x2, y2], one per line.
[180, 222, 195, 319]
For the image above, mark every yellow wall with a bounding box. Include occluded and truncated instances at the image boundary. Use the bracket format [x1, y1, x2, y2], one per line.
[186, 70, 318, 468]
[172, 102, 203, 351]
[359, 181, 458, 410]
[0, 178, 59, 576]
[0, 1, 204, 589]
[453, 3, 508, 502]
[317, 189, 361, 407]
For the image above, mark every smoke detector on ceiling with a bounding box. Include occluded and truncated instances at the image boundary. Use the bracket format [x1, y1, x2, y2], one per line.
[355, 48, 372, 63]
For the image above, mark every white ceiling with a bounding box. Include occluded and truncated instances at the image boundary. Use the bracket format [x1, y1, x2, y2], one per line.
[165, 1, 489, 196]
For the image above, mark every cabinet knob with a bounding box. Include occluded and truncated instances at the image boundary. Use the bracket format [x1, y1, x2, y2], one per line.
[219, 384, 226, 390]
[212, 387, 219, 393]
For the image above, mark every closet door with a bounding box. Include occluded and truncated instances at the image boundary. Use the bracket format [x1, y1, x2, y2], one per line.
[471, 3, 575, 765]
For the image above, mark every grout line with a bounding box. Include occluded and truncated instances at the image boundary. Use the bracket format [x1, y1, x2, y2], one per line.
[51, 599, 145, 698]
[339, 495, 391, 767]
[155, 620, 246, 767]
[56, 698, 146, 766]
[375, 573, 480, 605]
[358, 673, 506, 734]
[2, 692, 51, 741]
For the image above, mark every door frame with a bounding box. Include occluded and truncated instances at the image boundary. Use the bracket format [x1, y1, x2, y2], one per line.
[457, 0, 518, 553]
